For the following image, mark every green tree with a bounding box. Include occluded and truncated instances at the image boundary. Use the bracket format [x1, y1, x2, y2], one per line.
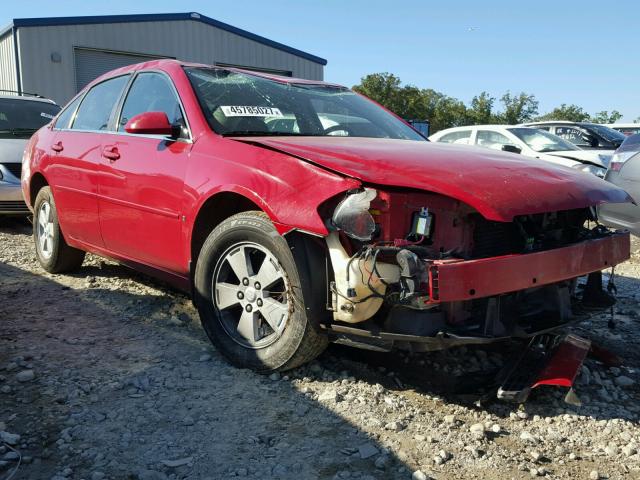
[497, 91, 539, 124]
[469, 91, 496, 124]
[536, 104, 591, 122]
[635, 117, 640, 124]
[590, 110, 623, 124]
[352, 73, 402, 113]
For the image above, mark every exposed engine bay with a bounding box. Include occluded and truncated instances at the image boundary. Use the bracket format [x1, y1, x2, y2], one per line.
[320, 188, 630, 352]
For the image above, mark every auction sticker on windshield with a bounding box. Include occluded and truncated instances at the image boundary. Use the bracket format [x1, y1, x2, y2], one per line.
[221, 106, 284, 117]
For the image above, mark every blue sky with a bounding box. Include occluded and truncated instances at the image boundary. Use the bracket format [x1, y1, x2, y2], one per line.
[3, 0, 638, 121]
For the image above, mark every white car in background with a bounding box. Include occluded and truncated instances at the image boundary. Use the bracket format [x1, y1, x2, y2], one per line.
[429, 125, 612, 177]
[605, 123, 640, 137]
[0, 92, 60, 214]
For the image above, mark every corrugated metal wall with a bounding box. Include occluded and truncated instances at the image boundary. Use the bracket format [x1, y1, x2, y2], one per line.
[0, 32, 18, 93]
[17, 20, 324, 105]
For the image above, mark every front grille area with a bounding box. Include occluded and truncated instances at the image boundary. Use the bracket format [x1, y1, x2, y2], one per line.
[471, 209, 589, 259]
[472, 217, 520, 258]
[0, 200, 29, 213]
[1, 163, 22, 179]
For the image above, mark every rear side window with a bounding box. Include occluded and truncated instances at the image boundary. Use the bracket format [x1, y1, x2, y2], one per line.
[55, 95, 82, 130]
[117, 73, 187, 137]
[72, 75, 129, 131]
[555, 126, 589, 146]
[438, 130, 471, 144]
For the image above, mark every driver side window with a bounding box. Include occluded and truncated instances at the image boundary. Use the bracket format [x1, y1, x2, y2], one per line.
[118, 73, 188, 138]
[475, 130, 511, 150]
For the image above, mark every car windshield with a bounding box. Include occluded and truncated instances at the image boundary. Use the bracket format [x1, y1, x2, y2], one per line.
[185, 68, 424, 140]
[585, 123, 627, 144]
[508, 127, 579, 152]
[0, 98, 60, 137]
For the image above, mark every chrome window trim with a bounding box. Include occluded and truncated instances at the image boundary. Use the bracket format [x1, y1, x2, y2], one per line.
[52, 69, 193, 144]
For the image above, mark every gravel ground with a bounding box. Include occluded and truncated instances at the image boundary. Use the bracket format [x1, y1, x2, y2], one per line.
[1, 217, 640, 480]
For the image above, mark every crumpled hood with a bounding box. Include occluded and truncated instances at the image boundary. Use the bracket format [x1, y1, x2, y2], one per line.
[236, 137, 632, 222]
[0, 137, 28, 164]
[546, 149, 614, 168]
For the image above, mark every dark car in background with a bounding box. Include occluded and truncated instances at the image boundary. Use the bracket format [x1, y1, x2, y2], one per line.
[0, 93, 60, 214]
[523, 121, 626, 151]
[599, 134, 640, 235]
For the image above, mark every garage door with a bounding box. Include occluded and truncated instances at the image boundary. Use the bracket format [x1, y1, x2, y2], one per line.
[74, 48, 169, 92]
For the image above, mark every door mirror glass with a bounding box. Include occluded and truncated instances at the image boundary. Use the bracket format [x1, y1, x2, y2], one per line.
[584, 135, 599, 148]
[125, 111, 175, 136]
[501, 144, 522, 154]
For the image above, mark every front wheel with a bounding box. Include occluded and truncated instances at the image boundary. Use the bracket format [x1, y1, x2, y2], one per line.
[194, 211, 328, 372]
[33, 186, 85, 273]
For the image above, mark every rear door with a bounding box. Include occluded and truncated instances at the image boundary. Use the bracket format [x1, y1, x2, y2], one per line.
[49, 75, 130, 247]
[97, 71, 191, 273]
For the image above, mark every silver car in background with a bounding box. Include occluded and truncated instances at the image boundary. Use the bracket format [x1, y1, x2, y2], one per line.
[599, 134, 640, 235]
[0, 93, 60, 215]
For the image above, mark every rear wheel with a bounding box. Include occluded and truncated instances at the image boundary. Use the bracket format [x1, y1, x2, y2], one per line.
[194, 211, 328, 372]
[33, 187, 85, 273]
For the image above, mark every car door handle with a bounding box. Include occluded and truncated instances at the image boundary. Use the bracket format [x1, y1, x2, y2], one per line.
[51, 141, 64, 152]
[102, 147, 120, 161]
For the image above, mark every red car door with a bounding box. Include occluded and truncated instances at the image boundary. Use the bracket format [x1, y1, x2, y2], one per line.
[47, 76, 130, 247]
[97, 72, 191, 273]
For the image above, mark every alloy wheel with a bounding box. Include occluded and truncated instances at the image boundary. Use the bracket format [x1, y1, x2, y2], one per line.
[212, 242, 291, 348]
[37, 201, 54, 260]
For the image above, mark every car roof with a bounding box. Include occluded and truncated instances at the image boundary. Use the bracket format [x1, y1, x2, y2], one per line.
[0, 94, 57, 105]
[606, 123, 640, 128]
[88, 58, 344, 90]
[432, 125, 537, 135]
[523, 120, 596, 127]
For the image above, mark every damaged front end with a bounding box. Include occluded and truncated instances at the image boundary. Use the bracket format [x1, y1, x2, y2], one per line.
[319, 188, 630, 357]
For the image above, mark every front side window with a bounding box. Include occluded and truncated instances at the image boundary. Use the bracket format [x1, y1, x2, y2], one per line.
[438, 130, 471, 144]
[585, 124, 626, 144]
[185, 67, 423, 140]
[118, 73, 187, 138]
[0, 98, 60, 138]
[72, 75, 129, 131]
[508, 127, 578, 152]
[475, 130, 512, 150]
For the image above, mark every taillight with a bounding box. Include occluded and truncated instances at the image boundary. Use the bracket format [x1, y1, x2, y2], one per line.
[610, 151, 636, 172]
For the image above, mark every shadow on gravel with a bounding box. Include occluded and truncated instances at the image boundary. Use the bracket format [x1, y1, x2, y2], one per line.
[1, 258, 415, 479]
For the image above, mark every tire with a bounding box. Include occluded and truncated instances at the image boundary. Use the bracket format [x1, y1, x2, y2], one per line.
[194, 211, 328, 372]
[33, 186, 85, 273]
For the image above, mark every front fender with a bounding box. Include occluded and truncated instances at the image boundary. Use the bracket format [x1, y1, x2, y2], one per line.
[185, 137, 361, 238]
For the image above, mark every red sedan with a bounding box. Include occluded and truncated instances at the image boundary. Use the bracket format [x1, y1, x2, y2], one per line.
[22, 60, 631, 377]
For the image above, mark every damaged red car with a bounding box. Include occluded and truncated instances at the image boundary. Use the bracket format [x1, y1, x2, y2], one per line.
[22, 61, 632, 387]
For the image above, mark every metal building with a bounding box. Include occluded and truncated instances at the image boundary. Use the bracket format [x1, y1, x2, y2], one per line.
[0, 12, 326, 105]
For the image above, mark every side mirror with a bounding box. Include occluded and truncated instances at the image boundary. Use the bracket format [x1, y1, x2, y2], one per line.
[502, 144, 522, 154]
[580, 134, 598, 148]
[125, 111, 176, 137]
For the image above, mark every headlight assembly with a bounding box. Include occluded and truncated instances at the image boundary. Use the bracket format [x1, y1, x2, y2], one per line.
[331, 188, 377, 241]
[574, 163, 606, 178]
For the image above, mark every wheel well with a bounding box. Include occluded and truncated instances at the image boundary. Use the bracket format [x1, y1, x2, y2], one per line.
[191, 192, 262, 265]
[29, 173, 48, 205]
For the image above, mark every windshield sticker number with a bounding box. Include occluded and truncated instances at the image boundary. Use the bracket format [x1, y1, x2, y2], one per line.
[41, 112, 55, 120]
[221, 106, 283, 117]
